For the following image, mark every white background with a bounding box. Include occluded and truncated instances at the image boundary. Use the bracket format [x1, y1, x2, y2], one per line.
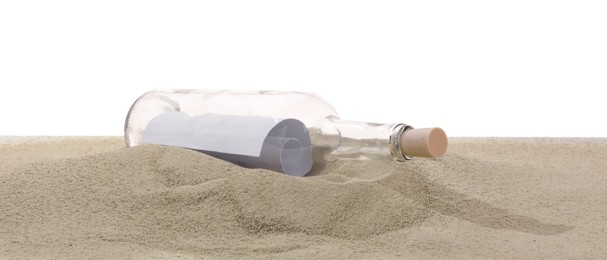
[1, 1, 605, 137]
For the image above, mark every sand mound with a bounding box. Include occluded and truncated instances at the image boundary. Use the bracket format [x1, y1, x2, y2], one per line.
[2, 138, 599, 258]
[0, 145, 430, 249]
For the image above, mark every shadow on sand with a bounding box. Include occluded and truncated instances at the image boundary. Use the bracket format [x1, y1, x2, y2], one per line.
[377, 166, 572, 235]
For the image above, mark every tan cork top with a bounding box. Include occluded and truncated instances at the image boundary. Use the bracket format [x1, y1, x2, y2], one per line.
[400, 127, 447, 158]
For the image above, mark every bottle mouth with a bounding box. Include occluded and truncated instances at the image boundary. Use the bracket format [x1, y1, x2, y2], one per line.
[390, 124, 414, 161]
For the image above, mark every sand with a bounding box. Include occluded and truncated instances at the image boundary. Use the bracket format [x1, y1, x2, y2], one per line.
[1, 137, 606, 259]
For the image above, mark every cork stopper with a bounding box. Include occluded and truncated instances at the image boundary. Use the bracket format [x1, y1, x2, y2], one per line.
[400, 128, 447, 158]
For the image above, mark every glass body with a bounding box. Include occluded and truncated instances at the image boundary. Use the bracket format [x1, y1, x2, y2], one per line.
[125, 89, 411, 174]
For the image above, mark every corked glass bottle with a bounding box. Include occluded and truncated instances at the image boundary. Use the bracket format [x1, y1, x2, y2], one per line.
[125, 89, 447, 176]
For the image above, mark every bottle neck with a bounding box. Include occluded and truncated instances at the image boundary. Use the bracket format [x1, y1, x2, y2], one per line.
[321, 118, 413, 161]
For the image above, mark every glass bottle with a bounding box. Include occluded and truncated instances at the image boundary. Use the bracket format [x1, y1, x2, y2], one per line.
[124, 89, 447, 176]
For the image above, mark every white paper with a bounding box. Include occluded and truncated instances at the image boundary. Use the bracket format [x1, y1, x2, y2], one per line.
[141, 112, 313, 176]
